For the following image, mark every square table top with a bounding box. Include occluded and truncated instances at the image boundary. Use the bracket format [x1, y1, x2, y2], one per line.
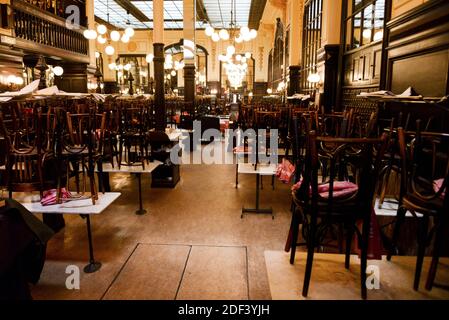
[17, 192, 121, 215]
[98, 160, 162, 173]
[237, 163, 277, 176]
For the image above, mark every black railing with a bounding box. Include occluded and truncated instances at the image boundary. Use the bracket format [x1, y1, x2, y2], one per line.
[13, 1, 88, 56]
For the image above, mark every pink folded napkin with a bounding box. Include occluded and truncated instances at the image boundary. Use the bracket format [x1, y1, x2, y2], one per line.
[292, 180, 358, 199]
[40, 188, 73, 206]
[276, 158, 296, 184]
[433, 178, 446, 198]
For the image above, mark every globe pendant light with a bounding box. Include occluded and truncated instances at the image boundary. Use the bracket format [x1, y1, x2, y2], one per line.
[97, 24, 107, 35]
[110, 30, 120, 42]
[105, 45, 115, 56]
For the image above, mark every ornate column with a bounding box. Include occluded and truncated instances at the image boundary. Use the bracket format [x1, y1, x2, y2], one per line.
[153, 0, 166, 131]
[183, 0, 196, 107]
[318, 0, 342, 112]
[35, 55, 48, 90]
[287, 0, 303, 95]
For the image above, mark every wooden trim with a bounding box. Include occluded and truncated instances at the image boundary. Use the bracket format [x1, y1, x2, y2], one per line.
[14, 38, 90, 63]
[12, 0, 86, 32]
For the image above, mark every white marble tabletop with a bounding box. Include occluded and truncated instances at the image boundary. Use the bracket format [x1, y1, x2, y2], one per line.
[237, 163, 277, 176]
[98, 160, 162, 173]
[17, 192, 121, 215]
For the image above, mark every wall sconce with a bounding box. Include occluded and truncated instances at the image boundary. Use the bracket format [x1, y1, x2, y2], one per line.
[307, 72, 320, 84]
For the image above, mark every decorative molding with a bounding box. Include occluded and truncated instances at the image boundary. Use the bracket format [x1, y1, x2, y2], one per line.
[258, 47, 264, 71]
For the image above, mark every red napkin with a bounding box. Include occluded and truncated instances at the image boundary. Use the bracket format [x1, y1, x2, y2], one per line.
[40, 188, 73, 206]
[276, 158, 296, 184]
[291, 180, 358, 199]
[433, 178, 446, 198]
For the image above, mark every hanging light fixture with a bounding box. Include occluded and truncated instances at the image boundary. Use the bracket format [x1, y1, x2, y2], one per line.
[85, 0, 135, 56]
[146, 53, 154, 63]
[97, 24, 107, 35]
[203, 0, 257, 45]
[105, 45, 115, 56]
[110, 30, 121, 42]
[219, 29, 230, 40]
[53, 66, 64, 76]
[205, 25, 214, 36]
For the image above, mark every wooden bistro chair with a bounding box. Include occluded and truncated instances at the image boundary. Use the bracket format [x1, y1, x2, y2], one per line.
[0, 104, 56, 199]
[290, 130, 388, 299]
[388, 127, 449, 291]
[57, 109, 106, 205]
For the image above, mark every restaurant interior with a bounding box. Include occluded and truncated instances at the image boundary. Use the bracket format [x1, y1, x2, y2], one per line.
[1, 0, 449, 301]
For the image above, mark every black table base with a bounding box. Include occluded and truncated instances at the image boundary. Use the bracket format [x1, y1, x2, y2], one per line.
[81, 214, 102, 273]
[241, 174, 274, 219]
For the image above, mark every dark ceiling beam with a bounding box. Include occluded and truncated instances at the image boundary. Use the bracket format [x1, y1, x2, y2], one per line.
[196, 0, 210, 23]
[115, 0, 151, 22]
[248, 0, 267, 30]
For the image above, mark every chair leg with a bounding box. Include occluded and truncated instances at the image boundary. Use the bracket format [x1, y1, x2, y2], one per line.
[289, 210, 300, 264]
[345, 223, 354, 269]
[425, 217, 446, 291]
[387, 205, 407, 261]
[302, 213, 316, 297]
[302, 230, 315, 297]
[378, 165, 392, 208]
[360, 215, 371, 300]
[414, 215, 429, 291]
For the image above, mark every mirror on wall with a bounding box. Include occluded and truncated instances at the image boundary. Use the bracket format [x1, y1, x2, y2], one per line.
[115, 55, 151, 94]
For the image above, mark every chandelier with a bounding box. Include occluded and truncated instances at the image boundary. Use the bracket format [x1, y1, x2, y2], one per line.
[204, 0, 257, 44]
[83, 0, 135, 56]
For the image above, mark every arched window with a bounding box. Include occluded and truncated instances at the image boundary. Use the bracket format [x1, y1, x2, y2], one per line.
[164, 40, 209, 93]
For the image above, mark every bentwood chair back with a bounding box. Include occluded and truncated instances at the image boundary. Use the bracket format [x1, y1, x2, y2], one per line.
[0, 105, 55, 198]
[388, 126, 449, 291]
[290, 130, 388, 299]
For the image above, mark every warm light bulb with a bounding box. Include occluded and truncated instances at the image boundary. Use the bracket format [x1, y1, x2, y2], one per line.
[110, 30, 120, 42]
[243, 32, 251, 42]
[15, 76, 24, 85]
[171, 70, 176, 77]
[108, 63, 116, 70]
[219, 29, 229, 40]
[97, 35, 106, 44]
[205, 26, 214, 36]
[97, 24, 107, 35]
[212, 33, 220, 42]
[146, 53, 154, 63]
[226, 45, 235, 56]
[235, 54, 242, 61]
[307, 73, 320, 83]
[245, 52, 251, 59]
[125, 27, 135, 37]
[121, 34, 130, 43]
[267, 88, 273, 94]
[83, 30, 90, 39]
[95, 51, 100, 58]
[373, 30, 383, 41]
[88, 30, 97, 39]
[124, 63, 131, 71]
[240, 26, 249, 35]
[249, 29, 257, 39]
[53, 66, 64, 76]
[363, 29, 372, 39]
[105, 45, 115, 55]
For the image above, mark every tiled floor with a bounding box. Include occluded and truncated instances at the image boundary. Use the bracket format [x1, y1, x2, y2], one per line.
[30, 155, 293, 300]
[28, 143, 449, 300]
[265, 251, 449, 300]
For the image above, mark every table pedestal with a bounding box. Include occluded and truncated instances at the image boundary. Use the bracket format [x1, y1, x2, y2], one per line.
[81, 214, 102, 273]
[135, 173, 147, 215]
